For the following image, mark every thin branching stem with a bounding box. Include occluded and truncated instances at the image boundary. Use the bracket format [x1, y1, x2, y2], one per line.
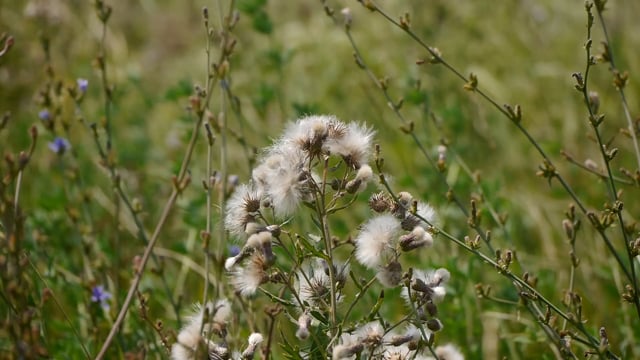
[366, 0, 638, 313]
[578, 2, 640, 318]
[26, 254, 92, 360]
[342, 24, 496, 254]
[315, 157, 339, 339]
[594, 5, 640, 170]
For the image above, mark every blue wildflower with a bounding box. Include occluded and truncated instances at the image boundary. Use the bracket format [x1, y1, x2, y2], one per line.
[229, 245, 241, 257]
[48, 137, 71, 155]
[77, 78, 89, 93]
[38, 109, 51, 121]
[90, 285, 112, 311]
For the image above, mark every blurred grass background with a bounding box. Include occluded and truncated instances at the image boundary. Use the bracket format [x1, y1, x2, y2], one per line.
[1, 0, 640, 358]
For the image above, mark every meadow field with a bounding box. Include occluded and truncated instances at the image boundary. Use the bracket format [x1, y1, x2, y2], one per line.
[1, 0, 640, 359]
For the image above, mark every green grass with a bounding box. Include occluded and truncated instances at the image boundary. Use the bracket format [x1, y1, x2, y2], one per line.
[1, 0, 640, 358]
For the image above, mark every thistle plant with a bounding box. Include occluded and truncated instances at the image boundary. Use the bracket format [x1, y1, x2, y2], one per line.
[170, 114, 462, 359]
[2, 0, 640, 358]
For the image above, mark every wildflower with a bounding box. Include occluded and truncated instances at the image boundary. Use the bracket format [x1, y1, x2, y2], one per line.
[584, 158, 598, 171]
[241, 333, 264, 359]
[38, 109, 51, 121]
[77, 78, 88, 92]
[354, 214, 401, 268]
[280, 115, 336, 156]
[402, 268, 450, 305]
[90, 285, 111, 310]
[399, 226, 434, 251]
[369, 192, 392, 213]
[434, 344, 464, 360]
[245, 231, 274, 264]
[171, 301, 231, 360]
[252, 146, 310, 218]
[416, 202, 437, 228]
[230, 252, 268, 297]
[48, 137, 70, 155]
[376, 260, 403, 287]
[400, 202, 436, 231]
[381, 344, 412, 360]
[229, 245, 241, 257]
[345, 164, 373, 194]
[437, 144, 447, 163]
[225, 184, 262, 239]
[332, 333, 363, 360]
[295, 261, 330, 306]
[341, 8, 353, 28]
[384, 325, 420, 347]
[326, 122, 375, 169]
[296, 313, 312, 340]
[355, 321, 385, 347]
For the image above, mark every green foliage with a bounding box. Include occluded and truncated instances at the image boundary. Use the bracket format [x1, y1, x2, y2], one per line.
[1, 0, 640, 359]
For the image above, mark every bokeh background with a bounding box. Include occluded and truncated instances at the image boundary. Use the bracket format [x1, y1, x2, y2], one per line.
[2, 0, 640, 358]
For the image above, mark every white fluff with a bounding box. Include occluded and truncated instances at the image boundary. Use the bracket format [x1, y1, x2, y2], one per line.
[354, 214, 401, 268]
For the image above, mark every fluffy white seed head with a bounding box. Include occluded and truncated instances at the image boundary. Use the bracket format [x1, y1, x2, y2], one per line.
[225, 184, 262, 239]
[434, 268, 451, 284]
[248, 333, 264, 347]
[376, 261, 403, 288]
[245, 231, 272, 249]
[434, 344, 464, 360]
[399, 226, 434, 251]
[332, 333, 362, 360]
[210, 299, 231, 325]
[241, 333, 264, 359]
[230, 253, 267, 297]
[326, 122, 374, 169]
[295, 261, 331, 307]
[355, 321, 385, 346]
[416, 202, 437, 229]
[355, 164, 373, 182]
[432, 286, 447, 303]
[252, 146, 309, 218]
[296, 313, 312, 339]
[402, 268, 450, 306]
[354, 214, 401, 268]
[171, 300, 231, 360]
[224, 256, 239, 271]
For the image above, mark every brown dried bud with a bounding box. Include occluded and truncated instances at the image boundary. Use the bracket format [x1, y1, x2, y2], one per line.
[369, 192, 391, 213]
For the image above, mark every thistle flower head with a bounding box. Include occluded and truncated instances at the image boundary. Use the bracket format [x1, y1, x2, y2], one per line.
[241, 333, 264, 359]
[376, 260, 403, 287]
[332, 333, 363, 360]
[281, 115, 342, 156]
[296, 313, 312, 340]
[355, 321, 385, 347]
[370, 192, 393, 213]
[434, 344, 464, 360]
[230, 252, 268, 297]
[416, 202, 437, 229]
[171, 300, 231, 360]
[354, 214, 401, 268]
[252, 146, 310, 218]
[399, 226, 434, 251]
[402, 268, 450, 305]
[294, 260, 349, 307]
[326, 122, 375, 169]
[225, 184, 263, 239]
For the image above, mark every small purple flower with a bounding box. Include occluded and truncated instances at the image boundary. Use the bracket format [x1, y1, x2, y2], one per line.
[38, 109, 51, 121]
[91, 285, 112, 311]
[77, 78, 89, 93]
[229, 245, 241, 257]
[48, 137, 71, 155]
